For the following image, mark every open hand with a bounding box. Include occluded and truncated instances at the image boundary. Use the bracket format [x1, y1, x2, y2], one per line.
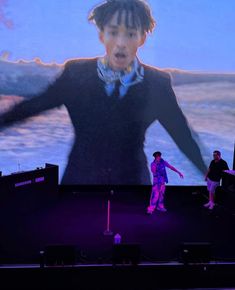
[179, 172, 184, 178]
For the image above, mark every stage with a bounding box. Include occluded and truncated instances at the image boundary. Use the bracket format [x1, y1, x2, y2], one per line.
[0, 185, 235, 289]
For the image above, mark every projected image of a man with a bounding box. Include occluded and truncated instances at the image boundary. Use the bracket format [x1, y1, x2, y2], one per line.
[0, 0, 207, 185]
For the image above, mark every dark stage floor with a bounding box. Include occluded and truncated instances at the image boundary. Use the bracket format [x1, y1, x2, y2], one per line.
[1, 185, 235, 265]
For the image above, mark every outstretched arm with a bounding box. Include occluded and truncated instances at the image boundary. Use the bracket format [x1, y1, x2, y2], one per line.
[165, 161, 184, 178]
[0, 65, 69, 128]
[158, 76, 207, 175]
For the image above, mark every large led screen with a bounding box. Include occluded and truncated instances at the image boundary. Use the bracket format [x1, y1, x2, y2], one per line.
[0, 0, 234, 185]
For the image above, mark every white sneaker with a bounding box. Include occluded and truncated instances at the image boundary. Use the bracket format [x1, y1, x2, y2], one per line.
[147, 206, 155, 214]
[157, 206, 167, 212]
[208, 202, 215, 210]
[203, 201, 211, 208]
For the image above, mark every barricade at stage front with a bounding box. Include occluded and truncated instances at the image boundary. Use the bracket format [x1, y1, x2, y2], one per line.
[1, 262, 235, 289]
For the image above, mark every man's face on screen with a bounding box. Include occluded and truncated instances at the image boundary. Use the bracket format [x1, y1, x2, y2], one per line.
[99, 11, 146, 71]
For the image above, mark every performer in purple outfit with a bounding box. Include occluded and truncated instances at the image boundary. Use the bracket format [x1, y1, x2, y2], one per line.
[147, 151, 183, 214]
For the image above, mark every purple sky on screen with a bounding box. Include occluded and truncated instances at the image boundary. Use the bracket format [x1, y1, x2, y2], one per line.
[0, 0, 13, 29]
[0, 0, 235, 71]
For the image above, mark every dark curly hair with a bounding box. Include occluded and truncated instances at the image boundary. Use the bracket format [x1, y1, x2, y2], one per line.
[88, 0, 156, 34]
[153, 151, 161, 158]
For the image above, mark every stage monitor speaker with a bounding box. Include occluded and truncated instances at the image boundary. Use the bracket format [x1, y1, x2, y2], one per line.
[179, 242, 211, 264]
[44, 245, 77, 266]
[112, 243, 141, 265]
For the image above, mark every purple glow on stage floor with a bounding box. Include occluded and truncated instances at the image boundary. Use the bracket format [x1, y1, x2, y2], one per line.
[0, 188, 234, 265]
